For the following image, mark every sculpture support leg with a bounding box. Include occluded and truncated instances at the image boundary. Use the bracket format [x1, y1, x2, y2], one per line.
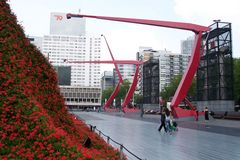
[171, 32, 202, 117]
[122, 65, 139, 111]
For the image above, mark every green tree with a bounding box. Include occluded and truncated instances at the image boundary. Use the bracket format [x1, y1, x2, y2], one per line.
[234, 58, 240, 103]
[102, 87, 114, 103]
[134, 94, 143, 105]
[160, 75, 196, 103]
[101, 79, 131, 106]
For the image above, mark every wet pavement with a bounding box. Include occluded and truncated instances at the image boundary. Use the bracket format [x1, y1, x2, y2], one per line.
[72, 111, 240, 160]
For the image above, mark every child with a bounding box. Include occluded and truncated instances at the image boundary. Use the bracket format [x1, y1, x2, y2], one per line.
[170, 120, 178, 131]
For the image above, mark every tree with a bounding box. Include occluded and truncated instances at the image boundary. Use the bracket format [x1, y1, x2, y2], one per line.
[234, 58, 240, 104]
[101, 79, 131, 106]
[102, 87, 114, 103]
[134, 94, 143, 105]
[160, 75, 196, 103]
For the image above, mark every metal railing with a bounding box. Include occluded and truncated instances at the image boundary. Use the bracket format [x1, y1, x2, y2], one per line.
[88, 124, 146, 160]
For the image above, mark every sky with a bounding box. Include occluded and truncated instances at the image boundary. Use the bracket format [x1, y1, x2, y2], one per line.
[8, 0, 240, 71]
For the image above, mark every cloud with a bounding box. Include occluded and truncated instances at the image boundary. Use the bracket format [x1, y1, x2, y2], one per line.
[174, 0, 240, 57]
[174, 0, 239, 23]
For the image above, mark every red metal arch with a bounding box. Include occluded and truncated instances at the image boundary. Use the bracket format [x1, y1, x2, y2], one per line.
[65, 60, 143, 112]
[65, 34, 142, 112]
[66, 13, 210, 118]
[65, 35, 142, 112]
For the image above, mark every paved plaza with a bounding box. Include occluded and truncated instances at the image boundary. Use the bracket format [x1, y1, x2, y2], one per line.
[72, 111, 240, 160]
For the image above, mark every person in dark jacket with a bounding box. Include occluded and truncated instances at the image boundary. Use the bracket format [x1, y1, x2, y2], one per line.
[158, 110, 167, 132]
[204, 107, 209, 120]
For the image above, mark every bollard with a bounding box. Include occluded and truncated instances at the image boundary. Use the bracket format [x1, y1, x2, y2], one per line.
[120, 144, 123, 160]
[83, 137, 92, 148]
[107, 136, 110, 144]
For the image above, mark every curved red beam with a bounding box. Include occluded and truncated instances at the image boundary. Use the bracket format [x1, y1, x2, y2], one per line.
[102, 35, 123, 82]
[101, 35, 123, 110]
[171, 32, 202, 109]
[64, 59, 143, 110]
[67, 14, 209, 33]
[122, 64, 139, 111]
[64, 60, 143, 65]
[104, 81, 121, 110]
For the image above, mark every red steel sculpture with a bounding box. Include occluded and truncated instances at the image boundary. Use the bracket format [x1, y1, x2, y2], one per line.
[65, 34, 143, 112]
[64, 60, 143, 112]
[101, 35, 123, 111]
[66, 13, 210, 118]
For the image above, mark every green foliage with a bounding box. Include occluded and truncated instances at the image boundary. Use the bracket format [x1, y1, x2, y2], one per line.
[101, 79, 131, 105]
[102, 87, 114, 103]
[134, 94, 143, 105]
[234, 58, 240, 102]
[160, 75, 196, 103]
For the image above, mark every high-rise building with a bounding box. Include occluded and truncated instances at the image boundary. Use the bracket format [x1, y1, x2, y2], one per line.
[101, 71, 113, 90]
[113, 64, 136, 86]
[181, 36, 194, 55]
[42, 35, 101, 87]
[137, 47, 190, 95]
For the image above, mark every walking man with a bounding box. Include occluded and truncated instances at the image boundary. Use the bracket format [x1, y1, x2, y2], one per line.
[158, 110, 167, 132]
[204, 106, 209, 120]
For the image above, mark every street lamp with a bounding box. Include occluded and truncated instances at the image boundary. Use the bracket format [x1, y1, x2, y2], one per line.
[213, 19, 221, 23]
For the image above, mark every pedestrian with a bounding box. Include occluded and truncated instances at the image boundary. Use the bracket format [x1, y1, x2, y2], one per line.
[158, 110, 167, 132]
[140, 104, 144, 118]
[165, 108, 172, 132]
[195, 110, 199, 121]
[204, 107, 209, 120]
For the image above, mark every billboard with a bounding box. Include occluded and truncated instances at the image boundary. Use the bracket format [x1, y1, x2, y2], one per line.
[50, 12, 86, 36]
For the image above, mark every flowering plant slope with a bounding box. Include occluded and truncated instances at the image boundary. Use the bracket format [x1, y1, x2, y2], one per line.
[0, 1, 126, 159]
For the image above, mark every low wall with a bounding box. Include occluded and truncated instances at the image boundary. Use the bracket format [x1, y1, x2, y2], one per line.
[197, 100, 234, 112]
[143, 104, 161, 111]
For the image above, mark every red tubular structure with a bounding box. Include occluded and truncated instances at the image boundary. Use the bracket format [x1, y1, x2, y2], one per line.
[101, 35, 125, 110]
[122, 64, 139, 112]
[101, 35, 123, 83]
[65, 60, 143, 111]
[66, 13, 210, 118]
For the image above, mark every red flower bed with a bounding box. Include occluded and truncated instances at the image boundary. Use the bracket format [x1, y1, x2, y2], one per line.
[0, 1, 126, 159]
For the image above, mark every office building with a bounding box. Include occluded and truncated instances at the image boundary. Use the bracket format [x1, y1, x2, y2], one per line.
[137, 47, 190, 95]
[60, 86, 101, 110]
[101, 71, 114, 90]
[113, 64, 136, 86]
[42, 34, 101, 87]
[181, 36, 194, 55]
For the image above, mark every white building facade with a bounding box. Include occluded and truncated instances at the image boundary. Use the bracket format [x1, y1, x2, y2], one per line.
[101, 71, 113, 90]
[137, 47, 190, 94]
[181, 36, 194, 55]
[42, 35, 101, 87]
[113, 64, 136, 85]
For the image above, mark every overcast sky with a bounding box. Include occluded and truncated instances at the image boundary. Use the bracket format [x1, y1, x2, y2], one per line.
[8, 0, 240, 68]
